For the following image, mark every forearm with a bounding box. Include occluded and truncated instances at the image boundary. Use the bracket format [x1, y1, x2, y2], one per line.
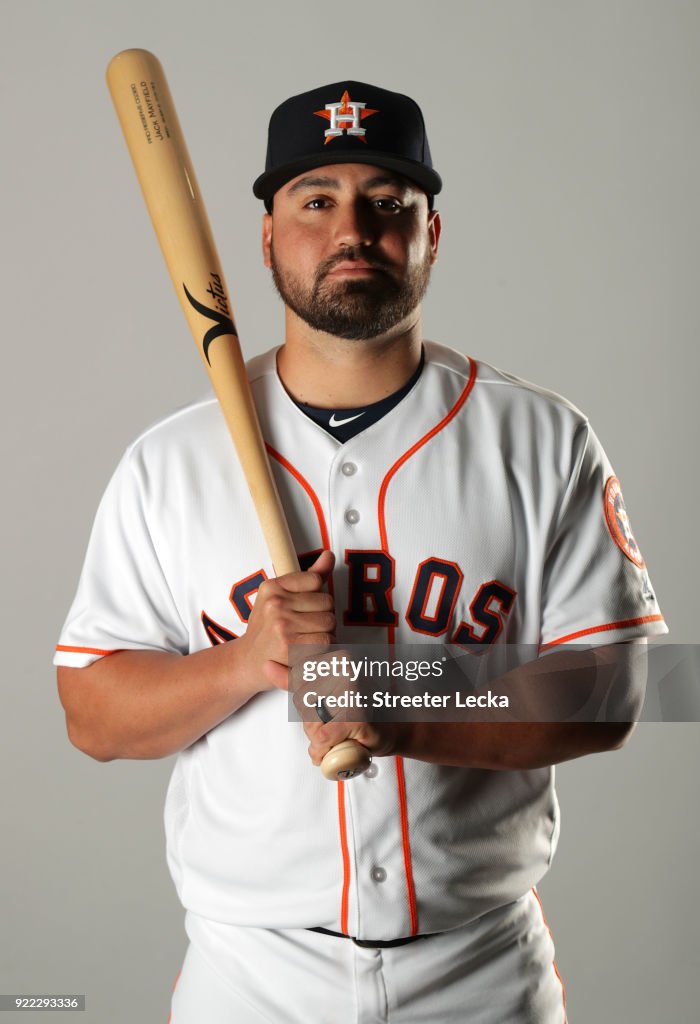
[57, 639, 261, 761]
[305, 640, 646, 770]
[58, 552, 338, 763]
[398, 640, 645, 769]
[398, 720, 633, 770]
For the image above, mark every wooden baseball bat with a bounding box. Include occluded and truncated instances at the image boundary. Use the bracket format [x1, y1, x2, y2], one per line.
[106, 48, 371, 781]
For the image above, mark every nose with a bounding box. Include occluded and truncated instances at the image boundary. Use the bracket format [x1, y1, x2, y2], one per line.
[332, 199, 376, 249]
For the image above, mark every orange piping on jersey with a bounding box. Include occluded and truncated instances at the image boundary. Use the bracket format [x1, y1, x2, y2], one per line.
[532, 888, 568, 1022]
[540, 614, 665, 652]
[378, 358, 478, 935]
[377, 357, 478, 552]
[55, 644, 116, 656]
[266, 442, 335, 605]
[386, 620, 416, 928]
[165, 968, 182, 1023]
[387, 619, 414, 925]
[337, 780, 351, 934]
[264, 443, 351, 928]
[395, 756, 419, 935]
[265, 444, 330, 549]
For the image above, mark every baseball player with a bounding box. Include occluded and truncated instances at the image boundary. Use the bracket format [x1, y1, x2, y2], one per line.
[55, 81, 667, 1023]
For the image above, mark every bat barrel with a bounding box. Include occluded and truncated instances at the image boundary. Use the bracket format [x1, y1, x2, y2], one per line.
[106, 48, 298, 575]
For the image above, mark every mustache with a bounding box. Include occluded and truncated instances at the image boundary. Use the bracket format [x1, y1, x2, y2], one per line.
[316, 248, 396, 280]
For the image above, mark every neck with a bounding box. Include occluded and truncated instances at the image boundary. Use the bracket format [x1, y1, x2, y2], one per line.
[276, 309, 424, 408]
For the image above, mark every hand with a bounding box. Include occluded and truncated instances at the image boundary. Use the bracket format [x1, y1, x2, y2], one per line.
[235, 550, 337, 694]
[303, 718, 409, 767]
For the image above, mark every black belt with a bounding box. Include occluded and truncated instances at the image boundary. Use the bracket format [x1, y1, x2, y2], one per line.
[308, 926, 433, 949]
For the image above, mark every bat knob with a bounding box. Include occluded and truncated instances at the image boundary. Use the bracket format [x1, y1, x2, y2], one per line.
[320, 740, 372, 781]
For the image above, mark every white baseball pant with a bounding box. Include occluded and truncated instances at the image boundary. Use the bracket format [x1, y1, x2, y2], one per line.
[168, 888, 567, 1023]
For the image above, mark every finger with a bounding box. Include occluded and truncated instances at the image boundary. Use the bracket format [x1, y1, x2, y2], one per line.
[265, 604, 336, 641]
[275, 550, 335, 594]
[290, 631, 337, 647]
[307, 720, 372, 761]
[274, 570, 329, 594]
[305, 724, 347, 765]
[288, 647, 358, 709]
[284, 591, 336, 615]
[307, 721, 398, 763]
[306, 722, 369, 765]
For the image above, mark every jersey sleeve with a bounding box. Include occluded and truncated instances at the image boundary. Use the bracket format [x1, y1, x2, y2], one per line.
[539, 421, 668, 649]
[54, 447, 189, 667]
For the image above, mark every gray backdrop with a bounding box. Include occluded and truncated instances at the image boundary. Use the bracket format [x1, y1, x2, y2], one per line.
[1, 1, 698, 1021]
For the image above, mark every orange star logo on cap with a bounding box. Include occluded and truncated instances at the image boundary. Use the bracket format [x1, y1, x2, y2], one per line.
[314, 89, 378, 144]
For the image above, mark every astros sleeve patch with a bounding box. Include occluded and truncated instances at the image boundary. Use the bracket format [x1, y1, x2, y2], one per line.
[603, 475, 645, 568]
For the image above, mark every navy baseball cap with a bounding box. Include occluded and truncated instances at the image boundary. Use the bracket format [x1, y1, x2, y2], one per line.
[253, 80, 442, 211]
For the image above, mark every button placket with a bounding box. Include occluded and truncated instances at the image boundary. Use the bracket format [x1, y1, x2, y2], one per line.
[334, 455, 363, 530]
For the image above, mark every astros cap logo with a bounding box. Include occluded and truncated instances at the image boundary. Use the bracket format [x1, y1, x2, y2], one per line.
[314, 89, 378, 144]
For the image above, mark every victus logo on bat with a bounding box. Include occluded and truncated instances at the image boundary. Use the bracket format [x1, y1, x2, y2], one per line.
[183, 273, 237, 364]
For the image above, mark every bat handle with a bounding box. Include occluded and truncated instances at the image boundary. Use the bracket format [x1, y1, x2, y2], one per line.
[320, 739, 373, 780]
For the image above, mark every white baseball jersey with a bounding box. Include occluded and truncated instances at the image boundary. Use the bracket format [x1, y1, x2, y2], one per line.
[55, 341, 666, 940]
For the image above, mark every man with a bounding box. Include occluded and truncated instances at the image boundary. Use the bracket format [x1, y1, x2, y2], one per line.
[56, 81, 667, 1023]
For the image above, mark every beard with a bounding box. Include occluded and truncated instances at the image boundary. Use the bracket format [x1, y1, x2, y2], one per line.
[270, 243, 432, 341]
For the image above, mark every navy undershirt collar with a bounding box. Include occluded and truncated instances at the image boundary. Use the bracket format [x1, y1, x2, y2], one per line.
[294, 350, 425, 443]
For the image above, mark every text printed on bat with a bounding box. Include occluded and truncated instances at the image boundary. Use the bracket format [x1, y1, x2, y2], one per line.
[129, 79, 170, 145]
[183, 275, 238, 364]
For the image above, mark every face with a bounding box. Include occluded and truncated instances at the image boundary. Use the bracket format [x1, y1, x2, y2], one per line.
[262, 164, 441, 341]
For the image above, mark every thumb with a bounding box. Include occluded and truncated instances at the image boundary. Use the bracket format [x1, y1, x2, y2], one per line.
[263, 658, 290, 692]
[308, 549, 335, 581]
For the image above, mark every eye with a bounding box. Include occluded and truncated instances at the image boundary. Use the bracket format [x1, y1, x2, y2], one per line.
[304, 197, 332, 210]
[372, 197, 403, 212]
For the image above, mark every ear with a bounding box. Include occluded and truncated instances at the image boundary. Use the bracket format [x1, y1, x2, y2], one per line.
[428, 210, 441, 264]
[262, 213, 273, 268]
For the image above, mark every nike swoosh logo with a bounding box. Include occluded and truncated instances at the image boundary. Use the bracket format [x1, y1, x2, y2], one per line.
[329, 412, 365, 427]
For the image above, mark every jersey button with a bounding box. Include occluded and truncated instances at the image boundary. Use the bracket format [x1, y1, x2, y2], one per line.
[341, 462, 357, 477]
[364, 762, 378, 779]
[371, 866, 387, 883]
[344, 509, 360, 525]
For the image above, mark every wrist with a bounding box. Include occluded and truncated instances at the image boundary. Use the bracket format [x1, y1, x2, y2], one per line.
[212, 634, 272, 704]
[389, 721, 420, 758]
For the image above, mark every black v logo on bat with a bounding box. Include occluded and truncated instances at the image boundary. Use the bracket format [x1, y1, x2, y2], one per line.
[183, 283, 237, 365]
